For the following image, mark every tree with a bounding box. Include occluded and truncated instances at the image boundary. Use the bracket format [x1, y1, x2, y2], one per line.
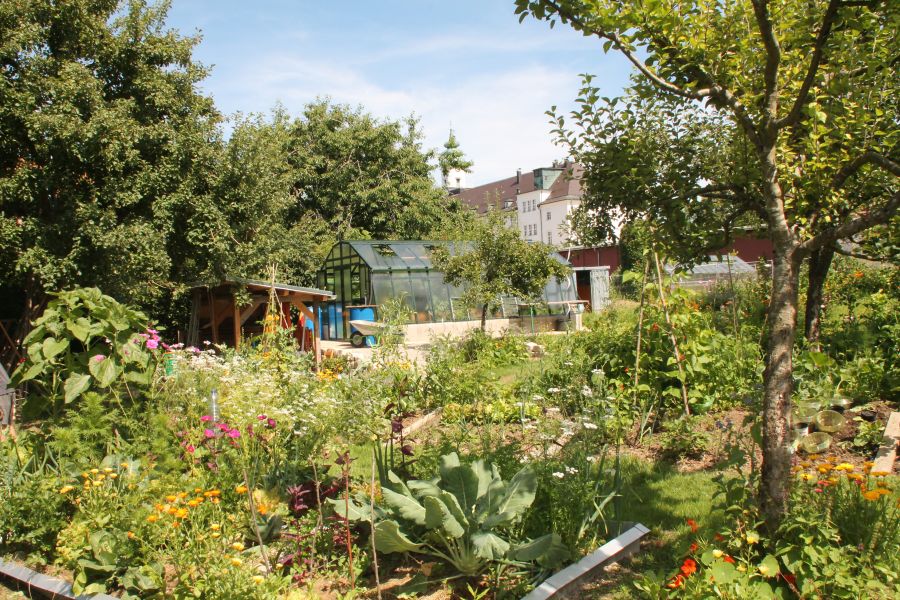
[431, 211, 570, 330]
[0, 0, 221, 349]
[516, 0, 899, 528]
[287, 99, 458, 240]
[438, 128, 474, 190]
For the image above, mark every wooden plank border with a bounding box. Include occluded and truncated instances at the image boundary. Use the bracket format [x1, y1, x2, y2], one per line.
[0, 558, 117, 600]
[521, 522, 650, 600]
[872, 411, 899, 475]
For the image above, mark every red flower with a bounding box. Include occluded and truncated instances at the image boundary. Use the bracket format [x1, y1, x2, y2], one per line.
[667, 574, 686, 589]
[680, 558, 698, 576]
[687, 518, 699, 533]
[714, 533, 725, 542]
[780, 572, 797, 586]
[723, 555, 735, 564]
[689, 542, 699, 554]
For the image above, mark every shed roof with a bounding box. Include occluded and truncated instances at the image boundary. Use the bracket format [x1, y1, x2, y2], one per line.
[666, 255, 756, 276]
[190, 278, 334, 299]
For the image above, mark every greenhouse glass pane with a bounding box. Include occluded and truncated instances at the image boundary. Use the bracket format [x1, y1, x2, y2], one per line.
[371, 274, 393, 307]
[430, 274, 453, 322]
[409, 273, 432, 323]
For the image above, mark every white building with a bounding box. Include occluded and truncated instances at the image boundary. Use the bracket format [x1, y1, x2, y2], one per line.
[453, 161, 585, 247]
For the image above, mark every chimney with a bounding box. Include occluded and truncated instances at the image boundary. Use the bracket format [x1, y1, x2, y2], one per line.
[516, 168, 521, 184]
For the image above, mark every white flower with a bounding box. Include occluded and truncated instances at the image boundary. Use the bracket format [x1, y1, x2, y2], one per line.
[552, 472, 565, 479]
[565, 466, 578, 475]
[564, 361, 573, 366]
[582, 386, 594, 397]
[547, 387, 561, 394]
[586, 455, 598, 463]
[532, 395, 544, 401]
[583, 422, 598, 430]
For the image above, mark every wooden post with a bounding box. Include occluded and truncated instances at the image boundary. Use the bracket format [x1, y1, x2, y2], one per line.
[233, 293, 241, 350]
[208, 288, 219, 345]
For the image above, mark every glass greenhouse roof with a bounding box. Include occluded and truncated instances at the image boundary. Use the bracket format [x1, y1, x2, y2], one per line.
[344, 240, 470, 272]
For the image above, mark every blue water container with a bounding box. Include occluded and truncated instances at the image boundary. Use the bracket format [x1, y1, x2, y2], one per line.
[348, 305, 376, 347]
[304, 306, 323, 338]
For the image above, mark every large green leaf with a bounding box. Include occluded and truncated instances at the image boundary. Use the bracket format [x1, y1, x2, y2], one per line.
[64, 373, 92, 403]
[438, 452, 461, 480]
[442, 464, 480, 513]
[382, 487, 426, 525]
[407, 477, 442, 499]
[470, 458, 496, 500]
[511, 533, 569, 568]
[373, 520, 423, 554]
[471, 531, 510, 560]
[474, 478, 508, 524]
[327, 496, 372, 522]
[15, 361, 45, 383]
[437, 490, 469, 530]
[88, 356, 119, 388]
[67, 317, 92, 342]
[42, 337, 68, 360]
[484, 466, 536, 526]
[424, 496, 465, 538]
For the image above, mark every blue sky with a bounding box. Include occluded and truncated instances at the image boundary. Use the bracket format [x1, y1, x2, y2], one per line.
[165, 1, 634, 185]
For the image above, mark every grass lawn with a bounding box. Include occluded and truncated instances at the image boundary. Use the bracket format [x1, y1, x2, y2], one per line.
[581, 457, 726, 598]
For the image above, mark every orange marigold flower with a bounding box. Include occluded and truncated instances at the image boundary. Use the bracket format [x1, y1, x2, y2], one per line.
[723, 555, 735, 564]
[863, 490, 881, 501]
[686, 518, 699, 533]
[680, 558, 697, 576]
[667, 574, 686, 589]
[166, 495, 178, 503]
[235, 485, 249, 494]
[204, 489, 221, 497]
[146, 515, 158, 523]
[689, 542, 699, 554]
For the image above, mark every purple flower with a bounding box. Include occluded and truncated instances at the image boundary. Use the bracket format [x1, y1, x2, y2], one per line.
[400, 444, 414, 457]
[204, 429, 215, 438]
[257, 414, 267, 421]
[146, 338, 159, 350]
[267, 418, 276, 429]
[391, 420, 403, 434]
[200, 415, 212, 422]
[218, 423, 230, 432]
[227, 429, 240, 439]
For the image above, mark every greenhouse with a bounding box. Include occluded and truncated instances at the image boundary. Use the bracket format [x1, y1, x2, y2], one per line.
[315, 240, 576, 340]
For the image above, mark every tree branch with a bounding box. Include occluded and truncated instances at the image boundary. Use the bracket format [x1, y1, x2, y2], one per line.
[801, 191, 900, 252]
[777, 0, 841, 129]
[832, 151, 900, 189]
[833, 244, 888, 262]
[750, 0, 781, 121]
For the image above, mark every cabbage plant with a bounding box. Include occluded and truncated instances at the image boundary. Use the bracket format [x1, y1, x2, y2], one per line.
[334, 452, 568, 577]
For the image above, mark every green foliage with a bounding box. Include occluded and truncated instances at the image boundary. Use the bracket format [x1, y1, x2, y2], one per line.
[72, 530, 163, 598]
[335, 452, 568, 578]
[12, 288, 158, 418]
[659, 417, 710, 461]
[0, 0, 221, 309]
[849, 418, 885, 455]
[458, 329, 528, 369]
[438, 129, 474, 185]
[432, 211, 570, 327]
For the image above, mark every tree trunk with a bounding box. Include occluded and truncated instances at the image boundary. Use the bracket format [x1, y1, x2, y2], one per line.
[803, 247, 834, 345]
[480, 303, 488, 331]
[759, 244, 801, 531]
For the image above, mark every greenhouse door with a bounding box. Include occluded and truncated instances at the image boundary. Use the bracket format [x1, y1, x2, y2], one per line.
[590, 268, 610, 311]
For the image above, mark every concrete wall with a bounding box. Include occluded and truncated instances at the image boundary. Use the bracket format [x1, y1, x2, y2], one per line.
[403, 314, 565, 344]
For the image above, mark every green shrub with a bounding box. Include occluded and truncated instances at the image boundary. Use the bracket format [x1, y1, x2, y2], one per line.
[12, 288, 159, 419]
[659, 417, 710, 460]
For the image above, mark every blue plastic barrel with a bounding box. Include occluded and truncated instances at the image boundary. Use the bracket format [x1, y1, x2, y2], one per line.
[348, 306, 376, 347]
[304, 306, 322, 338]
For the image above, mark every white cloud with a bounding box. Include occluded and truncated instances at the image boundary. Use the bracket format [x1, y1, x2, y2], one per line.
[217, 54, 591, 185]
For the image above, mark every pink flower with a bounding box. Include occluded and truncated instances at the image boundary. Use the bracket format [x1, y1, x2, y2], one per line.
[218, 423, 230, 432]
[267, 418, 276, 428]
[91, 354, 106, 362]
[200, 415, 212, 422]
[186, 444, 195, 453]
[227, 429, 240, 439]
[146, 338, 159, 350]
[814, 488, 823, 493]
[204, 429, 215, 438]
[257, 414, 267, 421]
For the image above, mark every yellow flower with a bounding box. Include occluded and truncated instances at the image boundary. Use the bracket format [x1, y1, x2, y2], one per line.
[231, 542, 245, 552]
[81, 472, 89, 478]
[96, 474, 106, 481]
[204, 489, 221, 497]
[59, 485, 75, 494]
[146, 515, 159, 523]
[871, 471, 890, 477]
[817, 464, 833, 474]
[798, 473, 814, 481]
[178, 491, 188, 499]
[758, 563, 771, 576]
[713, 549, 723, 558]
[90, 468, 99, 474]
[175, 508, 189, 519]
[827, 477, 838, 485]
[120, 462, 129, 468]
[212, 532, 221, 538]
[166, 495, 178, 502]
[847, 473, 864, 481]
[863, 461, 875, 468]
[104, 467, 114, 473]
[230, 557, 242, 567]
[187, 499, 201, 508]
[235, 485, 248, 494]
[210, 524, 221, 531]
[745, 531, 760, 545]
[194, 487, 203, 493]
[834, 463, 854, 472]
[127, 531, 135, 539]
[874, 488, 891, 496]
[737, 565, 747, 573]
[863, 490, 881, 501]
[252, 575, 264, 584]
[109, 473, 118, 479]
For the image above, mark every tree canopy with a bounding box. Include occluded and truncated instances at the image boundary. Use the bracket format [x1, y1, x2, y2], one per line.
[516, 0, 899, 527]
[432, 211, 570, 329]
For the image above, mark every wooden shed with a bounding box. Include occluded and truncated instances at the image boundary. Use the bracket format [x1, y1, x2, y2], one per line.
[186, 278, 333, 364]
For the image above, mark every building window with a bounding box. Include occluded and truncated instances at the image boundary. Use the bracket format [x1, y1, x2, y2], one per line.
[547, 231, 553, 244]
[547, 211, 551, 221]
[523, 226, 527, 236]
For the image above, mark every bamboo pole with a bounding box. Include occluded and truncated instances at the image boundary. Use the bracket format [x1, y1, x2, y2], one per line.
[652, 252, 691, 417]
